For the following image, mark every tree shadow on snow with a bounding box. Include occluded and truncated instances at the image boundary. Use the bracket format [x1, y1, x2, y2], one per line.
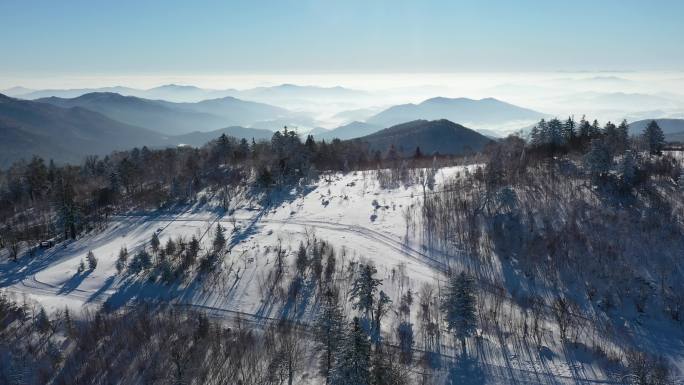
[58, 269, 92, 295]
[446, 355, 486, 385]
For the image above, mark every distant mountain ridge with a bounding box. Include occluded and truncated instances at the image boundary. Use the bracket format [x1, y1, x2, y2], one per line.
[366, 97, 546, 128]
[358, 119, 493, 156]
[0, 93, 286, 168]
[0, 93, 162, 167]
[36, 92, 293, 135]
[628, 118, 684, 141]
[6, 83, 365, 104]
[315, 121, 382, 141]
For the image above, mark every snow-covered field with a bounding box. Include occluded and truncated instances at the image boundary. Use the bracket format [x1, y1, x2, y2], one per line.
[0, 166, 658, 384]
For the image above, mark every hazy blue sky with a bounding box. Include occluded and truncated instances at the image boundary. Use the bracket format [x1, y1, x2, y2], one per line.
[1, 0, 683, 75]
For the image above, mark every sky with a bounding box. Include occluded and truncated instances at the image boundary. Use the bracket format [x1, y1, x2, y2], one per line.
[1, 0, 683, 81]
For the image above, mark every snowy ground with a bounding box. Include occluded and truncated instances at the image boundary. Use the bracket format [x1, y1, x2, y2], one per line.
[0, 166, 650, 384]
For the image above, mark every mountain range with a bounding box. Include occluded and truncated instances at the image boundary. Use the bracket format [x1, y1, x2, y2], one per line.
[0, 89, 560, 167]
[0, 94, 279, 167]
[35, 92, 293, 135]
[4, 83, 366, 104]
[0, 94, 162, 167]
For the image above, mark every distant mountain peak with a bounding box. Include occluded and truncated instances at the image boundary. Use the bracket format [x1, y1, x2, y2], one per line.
[359, 119, 492, 156]
[151, 84, 203, 91]
[367, 96, 545, 128]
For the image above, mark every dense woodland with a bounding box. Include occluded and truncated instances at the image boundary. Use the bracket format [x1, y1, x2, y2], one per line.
[1, 118, 683, 385]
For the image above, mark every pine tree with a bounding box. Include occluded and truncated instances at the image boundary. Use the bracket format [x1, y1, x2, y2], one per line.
[578, 117, 591, 142]
[603, 121, 619, 154]
[213, 224, 226, 253]
[86, 250, 98, 270]
[296, 242, 309, 276]
[187, 235, 200, 264]
[35, 307, 51, 334]
[165, 237, 177, 257]
[331, 317, 371, 385]
[130, 250, 152, 273]
[77, 258, 86, 274]
[63, 306, 73, 335]
[537, 119, 550, 146]
[441, 271, 477, 355]
[563, 117, 576, 145]
[150, 232, 160, 254]
[548, 118, 565, 147]
[315, 289, 346, 384]
[644, 120, 665, 155]
[584, 139, 612, 180]
[116, 246, 128, 273]
[589, 119, 602, 138]
[616, 119, 630, 155]
[350, 264, 381, 320]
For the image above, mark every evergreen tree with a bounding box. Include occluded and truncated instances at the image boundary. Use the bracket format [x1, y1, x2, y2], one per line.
[529, 125, 542, 147]
[315, 289, 346, 384]
[150, 232, 160, 254]
[35, 307, 51, 334]
[77, 258, 85, 274]
[331, 317, 371, 385]
[130, 250, 152, 273]
[563, 117, 576, 145]
[616, 119, 630, 155]
[212, 224, 226, 253]
[603, 121, 619, 154]
[165, 237, 176, 257]
[589, 119, 602, 138]
[537, 119, 549, 146]
[643, 120, 665, 155]
[584, 139, 612, 180]
[441, 271, 477, 355]
[578, 117, 591, 142]
[547, 118, 565, 147]
[187, 235, 200, 262]
[215, 133, 233, 164]
[296, 242, 309, 276]
[350, 264, 382, 320]
[116, 246, 128, 273]
[86, 250, 98, 270]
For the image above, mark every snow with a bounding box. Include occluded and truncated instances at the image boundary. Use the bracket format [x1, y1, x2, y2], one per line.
[0, 165, 672, 384]
[1, 168, 458, 313]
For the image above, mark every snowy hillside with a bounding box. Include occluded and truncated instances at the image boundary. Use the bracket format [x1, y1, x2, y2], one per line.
[3, 163, 672, 384]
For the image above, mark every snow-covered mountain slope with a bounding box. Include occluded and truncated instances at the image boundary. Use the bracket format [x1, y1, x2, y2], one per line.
[1, 168, 457, 313]
[2, 165, 679, 384]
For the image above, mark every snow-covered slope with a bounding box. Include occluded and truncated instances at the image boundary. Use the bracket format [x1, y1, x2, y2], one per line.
[1, 166, 673, 384]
